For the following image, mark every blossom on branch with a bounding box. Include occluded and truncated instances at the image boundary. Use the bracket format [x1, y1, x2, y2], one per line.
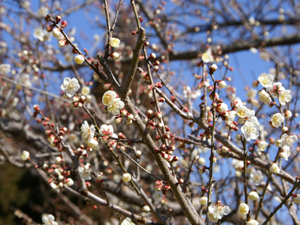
[60, 77, 80, 97]
[121, 217, 135, 225]
[258, 73, 274, 88]
[102, 90, 124, 115]
[42, 214, 57, 225]
[278, 89, 292, 105]
[109, 38, 121, 47]
[207, 201, 230, 222]
[270, 113, 284, 127]
[241, 117, 260, 141]
[202, 48, 214, 63]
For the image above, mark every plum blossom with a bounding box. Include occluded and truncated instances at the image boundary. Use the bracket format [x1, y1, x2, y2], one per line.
[42, 214, 57, 225]
[60, 77, 80, 97]
[250, 169, 264, 185]
[74, 55, 85, 64]
[78, 163, 92, 180]
[269, 163, 280, 174]
[81, 121, 95, 141]
[33, 26, 51, 42]
[258, 90, 271, 104]
[87, 137, 99, 150]
[279, 89, 292, 105]
[241, 117, 260, 141]
[267, 82, 285, 98]
[121, 217, 135, 225]
[270, 113, 284, 127]
[279, 134, 298, 147]
[122, 173, 132, 183]
[257, 141, 268, 151]
[258, 73, 274, 88]
[37, 6, 49, 17]
[102, 90, 124, 115]
[0, 64, 10, 74]
[224, 111, 236, 124]
[109, 38, 121, 47]
[279, 146, 291, 161]
[202, 48, 214, 63]
[238, 203, 249, 215]
[207, 201, 230, 222]
[236, 106, 251, 118]
[21, 150, 30, 161]
[246, 219, 259, 225]
[19, 74, 32, 87]
[248, 191, 259, 201]
[99, 124, 114, 136]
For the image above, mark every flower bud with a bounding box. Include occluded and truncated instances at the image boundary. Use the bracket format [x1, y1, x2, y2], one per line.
[61, 20, 68, 28]
[122, 173, 131, 183]
[110, 52, 120, 60]
[52, 28, 60, 38]
[74, 55, 85, 64]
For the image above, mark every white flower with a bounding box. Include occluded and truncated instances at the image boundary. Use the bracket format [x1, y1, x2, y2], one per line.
[202, 48, 214, 63]
[102, 90, 117, 105]
[236, 106, 251, 118]
[200, 196, 208, 205]
[122, 173, 131, 183]
[270, 113, 284, 127]
[280, 134, 298, 147]
[232, 159, 244, 170]
[207, 202, 230, 222]
[258, 73, 274, 88]
[257, 141, 268, 151]
[81, 121, 95, 141]
[74, 55, 85, 64]
[258, 90, 271, 104]
[248, 191, 259, 201]
[246, 219, 259, 225]
[50, 182, 60, 193]
[109, 38, 121, 47]
[217, 103, 228, 114]
[60, 77, 80, 97]
[279, 89, 292, 105]
[269, 163, 280, 174]
[218, 80, 226, 88]
[21, 150, 30, 161]
[293, 194, 300, 204]
[0, 64, 10, 74]
[81, 86, 91, 95]
[78, 163, 92, 180]
[224, 110, 236, 124]
[19, 74, 32, 87]
[198, 157, 206, 165]
[247, 89, 257, 99]
[107, 98, 125, 115]
[142, 205, 151, 212]
[121, 217, 135, 225]
[52, 28, 60, 38]
[279, 146, 291, 161]
[241, 117, 260, 141]
[65, 178, 74, 186]
[267, 82, 285, 98]
[87, 138, 99, 150]
[42, 214, 58, 225]
[238, 203, 249, 215]
[99, 124, 114, 136]
[37, 6, 49, 17]
[250, 169, 264, 185]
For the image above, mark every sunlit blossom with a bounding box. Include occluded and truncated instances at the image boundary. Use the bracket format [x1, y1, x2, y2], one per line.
[258, 73, 274, 88]
[107, 98, 125, 116]
[279, 145, 291, 161]
[121, 217, 135, 225]
[238, 203, 249, 215]
[257, 141, 268, 151]
[37, 6, 49, 17]
[42, 214, 58, 225]
[78, 163, 92, 180]
[109, 38, 121, 47]
[279, 89, 292, 105]
[269, 163, 280, 174]
[258, 90, 271, 104]
[81, 121, 96, 141]
[270, 113, 284, 127]
[241, 117, 260, 141]
[60, 77, 80, 97]
[99, 124, 114, 136]
[202, 48, 214, 63]
[207, 201, 230, 222]
[21, 150, 30, 161]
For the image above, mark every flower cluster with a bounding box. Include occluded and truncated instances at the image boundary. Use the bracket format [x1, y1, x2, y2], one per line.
[99, 124, 118, 149]
[81, 121, 99, 150]
[42, 214, 57, 225]
[102, 90, 125, 115]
